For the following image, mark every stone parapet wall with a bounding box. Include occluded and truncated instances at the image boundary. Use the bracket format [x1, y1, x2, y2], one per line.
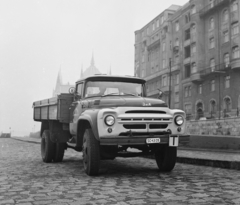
[186, 117, 240, 136]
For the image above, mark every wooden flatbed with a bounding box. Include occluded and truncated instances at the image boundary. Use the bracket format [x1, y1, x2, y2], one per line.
[33, 93, 73, 123]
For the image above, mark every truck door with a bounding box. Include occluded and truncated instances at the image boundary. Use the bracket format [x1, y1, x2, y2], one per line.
[69, 83, 83, 135]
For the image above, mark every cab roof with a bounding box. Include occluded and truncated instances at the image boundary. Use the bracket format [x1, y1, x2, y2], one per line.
[76, 74, 146, 84]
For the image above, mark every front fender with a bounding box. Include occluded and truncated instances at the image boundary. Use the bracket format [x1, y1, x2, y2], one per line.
[78, 109, 100, 141]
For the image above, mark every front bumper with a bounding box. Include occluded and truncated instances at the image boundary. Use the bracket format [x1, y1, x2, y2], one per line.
[100, 134, 190, 146]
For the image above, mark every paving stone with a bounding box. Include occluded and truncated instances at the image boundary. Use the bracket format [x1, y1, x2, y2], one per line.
[1, 138, 240, 205]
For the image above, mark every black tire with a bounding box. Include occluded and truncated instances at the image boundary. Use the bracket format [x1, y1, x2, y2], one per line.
[41, 130, 55, 163]
[53, 143, 66, 162]
[155, 145, 177, 172]
[82, 128, 100, 176]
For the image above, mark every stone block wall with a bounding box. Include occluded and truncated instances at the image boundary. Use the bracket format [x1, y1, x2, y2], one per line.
[186, 117, 240, 136]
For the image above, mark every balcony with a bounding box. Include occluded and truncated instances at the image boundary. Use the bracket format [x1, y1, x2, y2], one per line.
[161, 86, 170, 93]
[171, 64, 180, 72]
[200, 62, 231, 78]
[190, 72, 202, 83]
[184, 39, 191, 47]
[231, 58, 240, 69]
[191, 34, 197, 43]
[173, 46, 179, 54]
[184, 57, 191, 65]
[147, 39, 160, 51]
[200, 0, 230, 17]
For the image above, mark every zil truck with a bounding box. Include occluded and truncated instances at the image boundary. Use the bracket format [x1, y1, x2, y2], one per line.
[33, 75, 189, 176]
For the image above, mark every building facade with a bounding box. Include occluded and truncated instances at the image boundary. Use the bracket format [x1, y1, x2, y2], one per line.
[134, 0, 240, 120]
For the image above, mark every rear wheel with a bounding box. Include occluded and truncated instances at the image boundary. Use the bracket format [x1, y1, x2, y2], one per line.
[155, 145, 177, 172]
[53, 143, 66, 162]
[41, 130, 55, 163]
[82, 128, 100, 176]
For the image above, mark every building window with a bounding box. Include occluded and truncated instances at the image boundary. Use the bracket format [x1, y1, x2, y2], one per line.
[162, 59, 166, 68]
[224, 97, 231, 112]
[175, 21, 179, 31]
[199, 84, 202, 94]
[176, 73, 179, 85]
[175, 38, 179, 46]
[162, 76, 167, 87]
[185, 28, 191, 41]
[232, 22, 239, 36]
[191, 62, 197, 74]
[223, 30, 229, 43]
[233, 46, 240, 59]
[185, 14, 190, 24]
[223, 10, 229, 22]
[225, 75, 230, 88]
[184, 87, 188, 97]
[191, 43, 196, 55]
[209, 37, 215, 49]
[184, 86, 191, 97]
[210, 100, 216, 114]
[185, 64, 191, 78]
[157, 19, 159, 27]
[232, 0, 238, 12]
[211, 80, 215, 91]
[191, 5, 196, 14]
[189, 86, 192, 97]
[175, 92, 179, 103]
[210, 58, 215, 72]
[209, 17, 214, 30]
[161, 16, 164, 24]
[141, 69, 145, 78]
[185, 45, 191, 58]
[147, 27, 149, 35]
[224, 53, 230, 66]
[162, 42, 166, 51]
[152, 22, 155, 31]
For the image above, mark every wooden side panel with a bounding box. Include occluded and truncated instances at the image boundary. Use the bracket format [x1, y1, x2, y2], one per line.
[34, 108, 41, 120]
[41, 107, 48, 119]
[49, 105, 58, 119]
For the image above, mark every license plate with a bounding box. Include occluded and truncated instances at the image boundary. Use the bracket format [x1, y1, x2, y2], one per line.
[146, 138, 160, 144]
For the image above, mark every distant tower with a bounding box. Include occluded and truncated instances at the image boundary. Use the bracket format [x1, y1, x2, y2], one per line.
[52, 66, 73, 97]
[80, 52, 101, 79]
[109, 65, 112, 75]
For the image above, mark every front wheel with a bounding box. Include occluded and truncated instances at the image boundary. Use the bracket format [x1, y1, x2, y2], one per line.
[155, 145, 177, 172]
[41, 130, 55, 163]
[82, 128, 100, 176]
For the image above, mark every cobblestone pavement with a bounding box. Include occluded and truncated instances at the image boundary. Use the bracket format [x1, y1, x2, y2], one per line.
[1, 138, 240, 205]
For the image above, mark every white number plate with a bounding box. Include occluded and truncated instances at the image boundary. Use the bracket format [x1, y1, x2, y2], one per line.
[146, 138, 160, 144]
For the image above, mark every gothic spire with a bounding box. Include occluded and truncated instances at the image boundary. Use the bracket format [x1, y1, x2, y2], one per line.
[91, 51, 94, 66]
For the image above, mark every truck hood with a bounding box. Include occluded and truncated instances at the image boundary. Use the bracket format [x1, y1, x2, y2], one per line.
[84, 96, 167, 108]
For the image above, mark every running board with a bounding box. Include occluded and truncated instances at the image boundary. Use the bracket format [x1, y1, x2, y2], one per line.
[67, 142, 82, 152]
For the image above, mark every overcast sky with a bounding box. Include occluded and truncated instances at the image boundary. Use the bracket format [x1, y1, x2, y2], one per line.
[0, 0, 188, 136]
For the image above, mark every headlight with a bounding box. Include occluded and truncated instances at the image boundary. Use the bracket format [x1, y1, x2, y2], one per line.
[104, 115, 115, 126]
[174, 115, 184, 126]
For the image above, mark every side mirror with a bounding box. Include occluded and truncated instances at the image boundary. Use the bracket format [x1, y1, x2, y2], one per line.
[158, 89, 163, 99]
[69, 87, 75, 94]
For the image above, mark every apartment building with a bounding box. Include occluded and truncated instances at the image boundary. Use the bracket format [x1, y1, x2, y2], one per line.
[134, 0, 240, 120]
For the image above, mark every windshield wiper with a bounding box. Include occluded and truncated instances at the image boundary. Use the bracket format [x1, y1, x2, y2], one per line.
[121, 92, 137, 96]
[101, 92, 120, 97]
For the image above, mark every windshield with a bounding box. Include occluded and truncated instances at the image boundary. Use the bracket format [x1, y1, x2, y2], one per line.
[84, 81, 144, 98]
